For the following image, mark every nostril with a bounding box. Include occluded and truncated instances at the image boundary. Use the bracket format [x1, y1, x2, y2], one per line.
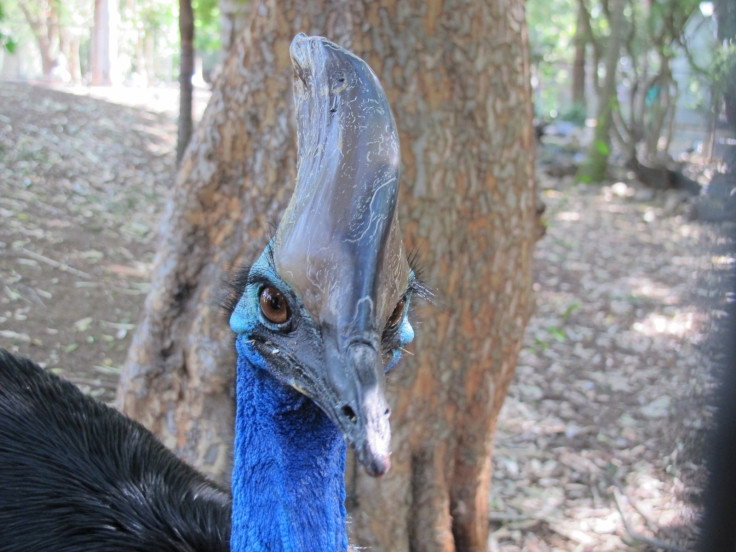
[341, 405, 357, 424]
[384, 408, 391, 416]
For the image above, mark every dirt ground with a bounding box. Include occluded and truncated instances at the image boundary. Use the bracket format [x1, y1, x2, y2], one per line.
[0, 80, 731, 551]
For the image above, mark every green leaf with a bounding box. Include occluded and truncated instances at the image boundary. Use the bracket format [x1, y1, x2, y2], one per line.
[561, 301, 580, 320]
[594, 139, 610, 156]
[547, 326, 567, 342]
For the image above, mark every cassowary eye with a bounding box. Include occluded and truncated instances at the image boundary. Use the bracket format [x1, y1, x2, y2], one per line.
[259, 286, 290, 324]
[386, 297, 406, 330]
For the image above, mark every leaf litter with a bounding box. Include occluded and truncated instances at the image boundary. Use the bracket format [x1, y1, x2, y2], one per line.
[0, 81, 176, 401]
[490, 173, 733, 551]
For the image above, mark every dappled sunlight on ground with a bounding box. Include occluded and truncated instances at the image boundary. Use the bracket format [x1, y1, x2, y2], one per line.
[632, 311, 696, 338]
[490, 174, 725, 551]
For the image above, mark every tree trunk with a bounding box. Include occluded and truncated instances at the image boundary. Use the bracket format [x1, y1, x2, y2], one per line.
[18, 2, 56, 78]
[91, 0, 118, 85]
[177, 0, 195, 165]
[716, 0, 736, 130]
[118, 1, 538, 550]
[577, 0, 625, 183]
[572, 2, 587, 111]
[68, 35, 81, 84]
[219, 0, 252, 55]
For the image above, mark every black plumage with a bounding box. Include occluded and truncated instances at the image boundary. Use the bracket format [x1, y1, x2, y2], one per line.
[0, 348, 231, 552]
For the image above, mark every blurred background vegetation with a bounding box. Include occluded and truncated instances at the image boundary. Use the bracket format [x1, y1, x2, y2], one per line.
[0, 0, 733, 183]
[0, 0, 223, 85]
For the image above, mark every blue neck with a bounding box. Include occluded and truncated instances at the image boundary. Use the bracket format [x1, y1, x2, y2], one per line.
[230, 338, 348, 552]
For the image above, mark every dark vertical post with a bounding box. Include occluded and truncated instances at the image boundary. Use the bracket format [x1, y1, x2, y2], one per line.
[177, 0, 195, 165]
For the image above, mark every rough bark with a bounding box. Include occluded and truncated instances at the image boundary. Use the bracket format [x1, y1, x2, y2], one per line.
[219, 0, 252, 55]
[119, 1, 538, 550]
[177, 0, 195, 165]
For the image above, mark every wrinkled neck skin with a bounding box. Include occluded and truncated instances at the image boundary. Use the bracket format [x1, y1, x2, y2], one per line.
[230, 337, 348, 552]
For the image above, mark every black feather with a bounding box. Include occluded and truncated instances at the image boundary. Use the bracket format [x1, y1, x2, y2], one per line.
[0, 349, 231, 552]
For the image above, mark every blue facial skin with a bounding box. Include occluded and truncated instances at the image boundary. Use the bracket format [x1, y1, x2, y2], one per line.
[230, 245, 417, 373]
[229, 246, 278, 337]
[227, 248, 416, 552]
[385, 271, 417, 373]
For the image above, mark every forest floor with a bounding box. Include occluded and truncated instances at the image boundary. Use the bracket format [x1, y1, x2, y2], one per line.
[0, 80, 732, 551]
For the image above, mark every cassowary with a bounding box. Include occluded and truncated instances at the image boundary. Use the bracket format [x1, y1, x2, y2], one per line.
[0, 34, 426, 551]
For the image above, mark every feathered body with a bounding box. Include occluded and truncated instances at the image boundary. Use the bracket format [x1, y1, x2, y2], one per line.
[0, 349, 231, 552]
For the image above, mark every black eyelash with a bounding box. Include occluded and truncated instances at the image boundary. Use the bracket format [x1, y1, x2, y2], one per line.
[221, 264, 253, 316]
[407, 248, 434, 303]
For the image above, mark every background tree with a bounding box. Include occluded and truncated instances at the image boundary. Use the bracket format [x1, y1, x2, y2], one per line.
[117, 1, 539, 551]
[91, 0, 119, 85]
[18, 0, 59, 77]
[572, 2, 587, 113]
[576, 0, 625, 183]
[574, 0, 704, 182]
[715, 0, 736, 129]
[615, 0, 702, 162]
[176, 0, 194, 164]
[15, 0, 91, 82]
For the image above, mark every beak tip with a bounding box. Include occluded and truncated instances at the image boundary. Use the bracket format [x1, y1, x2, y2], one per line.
[359, 449, 391, 477]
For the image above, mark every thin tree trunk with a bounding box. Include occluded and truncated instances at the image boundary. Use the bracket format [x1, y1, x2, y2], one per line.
[572, 3, 587, 111]
[91, 0, 118, 85]
[715, 0, 736, 129]
[18, 2, 56, 77]
[119, 1, 538, 550]
[68, 35, 81, 83]
[577, 0, 625, 183]
[177, 0, 195, 165]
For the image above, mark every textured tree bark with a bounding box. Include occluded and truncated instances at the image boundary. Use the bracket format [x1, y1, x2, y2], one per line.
[344, 5, 537, 550]
[219, 0, 252, 55]
[118, 1, 538, 550]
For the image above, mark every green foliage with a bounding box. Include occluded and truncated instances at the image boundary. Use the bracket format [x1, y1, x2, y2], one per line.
[527, 0, 578, 116]
[708, 39, 736, 94]
[560, 102, 587, 125]
[594, 139, 609, 155]
[531, 301, 580, 352]
[0, 0, 17, 53]
[118, 0, 221, 61]
[193, 0, 221, 54]
[527, 0, 577, 66]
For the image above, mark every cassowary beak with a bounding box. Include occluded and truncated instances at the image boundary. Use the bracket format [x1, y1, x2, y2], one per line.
[324, 339, 392, 476]
[269, 34, 407, 476]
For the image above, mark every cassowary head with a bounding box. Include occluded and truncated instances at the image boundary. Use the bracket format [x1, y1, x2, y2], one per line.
[229, 34, 425, 477]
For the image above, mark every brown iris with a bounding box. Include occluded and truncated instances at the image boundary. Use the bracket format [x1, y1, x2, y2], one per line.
[259, 286, 290, 324]
[386, 297, 406, 330]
